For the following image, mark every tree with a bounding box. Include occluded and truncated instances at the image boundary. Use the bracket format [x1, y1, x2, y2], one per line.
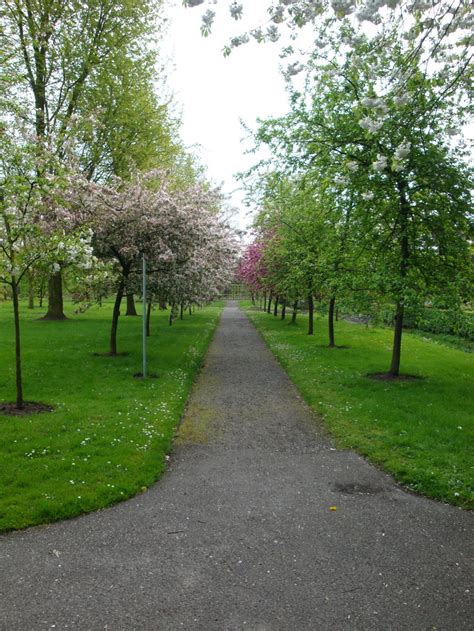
[244, 22, 472, 375]
[0, 131, 95, 410]
[1, 0, 161, 319]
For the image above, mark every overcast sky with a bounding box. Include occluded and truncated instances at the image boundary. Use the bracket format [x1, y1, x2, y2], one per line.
[162, 2, 296, 234]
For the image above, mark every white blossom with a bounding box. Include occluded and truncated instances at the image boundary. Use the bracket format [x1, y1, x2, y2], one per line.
[394, 140, 411, 161]
[362, 191, 375, 200]
[359, 116, 383, 133]
[229, 2, 243, 20]
[347, 161, 359, 172]
[373, 154, 388, 171]
[334, 174, 349, 186]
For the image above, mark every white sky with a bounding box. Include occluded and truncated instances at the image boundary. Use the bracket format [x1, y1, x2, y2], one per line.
[161, 2, 295, 234]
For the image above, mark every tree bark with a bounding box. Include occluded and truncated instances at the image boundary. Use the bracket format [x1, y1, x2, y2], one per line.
[308, 293, 314, 336]
[109, 280, 125, 355]
[146, 301, 152, 337]
[126, 294, 138, 316]
[43, 271, 67, 320]
[12, 281, 24, 409]
[281, 304, 286, 320]
[291, 301, 298, 324]
[328, 296, 336, 347]
[169, 303, 176, 326]
[263, 292, 267, 312]
[389, 178, 410, 376]
[27, 272, 35, 309]
[189, 305, 192, 316]
[180, 303, 184, 320]
[273, 295, 279, 317]
[267, 294, 272, 314]
[390, 301, 404, 376]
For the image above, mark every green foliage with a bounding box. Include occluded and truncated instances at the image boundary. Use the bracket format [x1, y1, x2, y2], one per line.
[0, 299, 223, 532]
[375, 305, 474, 341]
[242, 302, 473, 509]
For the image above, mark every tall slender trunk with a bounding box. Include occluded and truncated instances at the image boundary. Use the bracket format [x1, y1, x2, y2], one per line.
[263, 292, 267, 312]
[273, 296, 279, 317]
[28, 272, 35, 309]
[43, 271, 66, 320]
[281, 304, 286, 320]
[180, 303, 184, 320]
[189, 305, 192, 316]
[146, 301, 152, 337]
[169, 303, 176, 326]
[328, 296, 336, 347]
[390, 301, 404, 376]
[12, 281, 24, 409]
[267, 294, 272, 314]
[308, 293, 314, 336]
[126, 294, 138, 316]
[251, 293, 255, 305]
[109, 280, 125, 355]
[389, 178, 410, 376]
[291, 301, 298, 324]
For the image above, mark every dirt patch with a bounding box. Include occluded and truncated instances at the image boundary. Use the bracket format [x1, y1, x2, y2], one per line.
[367, 372, 424, 382]
[0, 402, 54, 416]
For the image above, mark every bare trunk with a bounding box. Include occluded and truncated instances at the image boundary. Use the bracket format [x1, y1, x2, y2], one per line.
[291, 301, 298, 324]
[43, 271, 66, 320]
[389, 301, 404, 376]
[126, 294, 138, 316]
[109, 281, 125, 355]
[281, 304, 286, 320]
[328, 296, 336, 347]
[12, 282, 24, 409]
[388, 178, 410, 376]
[146, 301, 152, 337]
[28, 273, 35, 309]
[180, 303, 184, 320]
[263, 292, 267, 312]
[308, 294, 314, 336]
[267, 294, 272, 314]
[273, 296, 279, 317]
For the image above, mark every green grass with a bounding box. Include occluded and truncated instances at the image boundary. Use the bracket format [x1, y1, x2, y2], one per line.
[242, 302, 473, 509]
[0, 299, 223, 532]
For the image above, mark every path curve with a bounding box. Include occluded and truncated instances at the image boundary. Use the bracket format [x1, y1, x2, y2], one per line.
[0, 302, 472, 630]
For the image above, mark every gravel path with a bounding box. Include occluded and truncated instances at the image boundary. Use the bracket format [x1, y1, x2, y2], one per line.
[0, 302, 472, 630]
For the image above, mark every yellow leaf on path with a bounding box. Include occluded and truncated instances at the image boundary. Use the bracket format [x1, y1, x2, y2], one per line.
[329, 506, 337, 511]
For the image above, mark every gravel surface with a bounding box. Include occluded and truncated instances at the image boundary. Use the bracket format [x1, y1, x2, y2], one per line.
[0, 302, 472, 630]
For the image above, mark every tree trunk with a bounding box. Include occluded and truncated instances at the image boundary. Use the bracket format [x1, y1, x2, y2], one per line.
[328, 296, 336, 347]
[189, 305, 192, 316]
[28, 273, 35, 309]
[251, 292, 255, 305]
[388, 178, 410, 376]
[146, 301, 152, 337]
[180, 303, 184, 320]
[12, 281, 24, 409]
[126, 294, 138, 316]
[263, 292, 267, 312]
[109, 281, 125, 355]
[389, 301, 404, 376]
[273, 296, 279, 317]
[308, 294, 314, 336]
[43, 271, 66, 320]
[281, 304, 286, 320]
[291, 301, 298, 324]
[335, 307, 339, 322]
[169, 303, 176, 326]
[267, 294, 272, 314]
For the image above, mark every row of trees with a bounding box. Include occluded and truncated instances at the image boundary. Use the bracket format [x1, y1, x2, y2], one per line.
[1, 1, 238, 411]
[237, 13, 472, 377]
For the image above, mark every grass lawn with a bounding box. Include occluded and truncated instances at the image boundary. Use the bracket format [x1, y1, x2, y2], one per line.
[242, 301, 473, 509]
[0, 299, 223, 532]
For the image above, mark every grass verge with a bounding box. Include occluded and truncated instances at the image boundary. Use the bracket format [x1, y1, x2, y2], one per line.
[0, 300, 223, 532]
[241, 301, 473, 509]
